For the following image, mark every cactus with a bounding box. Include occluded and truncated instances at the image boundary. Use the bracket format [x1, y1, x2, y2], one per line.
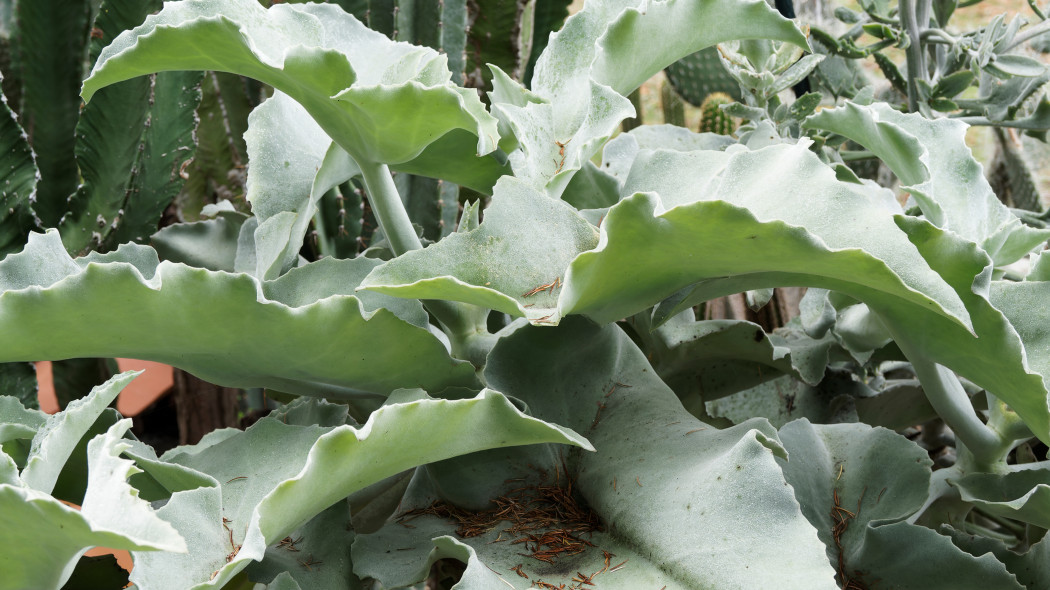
[660, 79, 686, 127]
[14, 0, 94, 228]
[699, 92, 736, 136]
[175, 71, 257, 222]
[58, 0, 203, 254]
[664, 47, 742, 107]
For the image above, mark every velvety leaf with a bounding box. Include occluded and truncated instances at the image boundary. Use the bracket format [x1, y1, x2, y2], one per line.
[616, 144, 1050, 445]
[706, 373, 861, 428]
[777, 420, 1021, 588]
[0, 230, 475, 398]
[804, 102, 1050, 266]
[0, 395, 46, 443]
[0, 418, 187, 590]
[360, 176, 600, 324]
[21, 372, 137, 494]
[570, 143, 970, 327]
[127, 390, 590, 588]
[244, 502, 360, 589]
[850, 521, 1023, 589]
[151, 211, 249, 272]
[945, 523, 1050, 590]
[641, 318, 840, 402]
[954, 466, 1050, 528]
[82, 0, 505, 191]
[493, 0, 804, 195]
[355, 319, 837, 589]
[243, 92, 359, 278]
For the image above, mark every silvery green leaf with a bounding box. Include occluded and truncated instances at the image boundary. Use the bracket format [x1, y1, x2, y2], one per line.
[126, 390, 590, 588]
[82, 0, 505, 192]
[804, 102, 1050, 266]
[0, 230, 475, 398]
[21, 372, 138, 494]
[777, 420, 1022, 589]
[354, 319, 837, 589]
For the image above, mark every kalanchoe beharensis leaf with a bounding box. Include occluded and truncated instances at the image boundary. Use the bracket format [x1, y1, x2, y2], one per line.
[489, 0, 807, 196]
[360, 176, 600, 325]
[803, 102, 1050, 267]
[569, 141, 970, 326]
[243, 91, 360, 279]
[589, 140, 1050, 445]
[20, 371, 138, 494]
[776, 420, 1023, 589]
[624, 310, 846, 407]
[81, 0, 506, 192]
[0, 230, 476, 398]
[123, 390, 590, 589]
[354, 319, 837, 589]
[952, 466, 1050, 529]
[0, 412, 187, 590]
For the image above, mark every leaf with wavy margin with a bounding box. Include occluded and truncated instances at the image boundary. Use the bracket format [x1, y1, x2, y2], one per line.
[354, 319, 837, 589]
[81, 0, 506, 192]
[0, 230, 474, 398]
[776, 420, 1022, 589]
[803, 102, 1050, 266]
[0, 417, 186, 590]
[490, 0, 806, 196]
[123, 390, 590, 589]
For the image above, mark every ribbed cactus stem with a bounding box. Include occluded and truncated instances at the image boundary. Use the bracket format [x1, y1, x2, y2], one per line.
[699, 92, 736, 136]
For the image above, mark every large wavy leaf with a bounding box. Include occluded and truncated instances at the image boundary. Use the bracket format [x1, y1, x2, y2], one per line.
[0, 416, 187, 590]
[81, 0, 506, 192]
[360, 176, 599, 324]
[803, 102, 1050, 266]
[363, 141, 971, 334]
[21, 372, 136, 494]
[123, 390, 590, 589]
[243, 91, 359, 279]
[490, 0, 806, 195]
[0, 230, 475, 398]
[354, 319, 836, 589]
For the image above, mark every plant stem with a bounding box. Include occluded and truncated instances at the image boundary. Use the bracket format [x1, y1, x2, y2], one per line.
[357, 161, 423, 256]
[906, 355, 1007, 469]
[899, 0, 927, 112]
[356, 159, 490, 361]
[1007, 17, 1050, 51]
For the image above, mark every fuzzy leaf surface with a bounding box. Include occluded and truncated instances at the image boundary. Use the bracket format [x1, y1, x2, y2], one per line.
[82, 0, 505, 191]
[804, 102, 1050, 266]
[354, 319, 836, 589]
[776, 420, 1021, 588]
[126, 390, 590, 589]
[0, 230, 474, 398]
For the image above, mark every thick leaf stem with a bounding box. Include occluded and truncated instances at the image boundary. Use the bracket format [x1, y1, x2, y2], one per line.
[907, 355, 1009, 469]
[357, 161, 424, 256]
[899, 0, 927, 112]
[356, 160, 490, 362]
